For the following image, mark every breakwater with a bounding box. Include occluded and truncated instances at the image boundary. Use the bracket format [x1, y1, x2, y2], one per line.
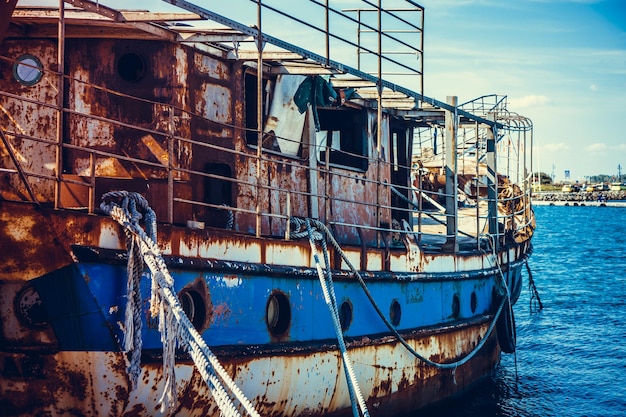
[532, 190, 626, 203]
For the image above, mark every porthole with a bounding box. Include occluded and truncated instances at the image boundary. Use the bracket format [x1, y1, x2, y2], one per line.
[13, 54, 43, 86]
[266, 291, 291, 337]
[179, 288, 207, 331]
[470, 291, 477, 313]
[339, 300, 352, 332]
[389, 299, 402, 327]
[452, 294, 460, 319]
[117, 52, 146, 83]
[339, 300, 353, 331]
[15, 285, 48, 327]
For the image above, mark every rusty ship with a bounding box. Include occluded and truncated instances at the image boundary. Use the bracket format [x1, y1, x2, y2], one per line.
[0, 1, 535, 416]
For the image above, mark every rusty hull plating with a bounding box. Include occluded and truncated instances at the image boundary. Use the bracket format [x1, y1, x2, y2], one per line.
[0, 1, 534, 416]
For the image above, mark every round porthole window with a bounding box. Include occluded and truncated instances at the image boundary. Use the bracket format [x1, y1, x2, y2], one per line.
[390, 299, 402, 327]
[15, 284, 48, 327]
[179, 288, 207, 331]
[452, 294, 460, 319]
[470, 291, 478, 313]
[13, 54, 43, 86]
[266, 291, 291, 337]
[117, 52, 146, 83]
[339, 300, 353, 331]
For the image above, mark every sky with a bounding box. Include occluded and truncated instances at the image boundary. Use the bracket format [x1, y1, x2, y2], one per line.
[16, 0, 626, 181]
[418, 0, 626, 182]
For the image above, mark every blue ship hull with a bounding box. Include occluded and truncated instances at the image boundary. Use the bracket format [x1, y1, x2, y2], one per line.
[0, 203, 529, 416]
[1, 2, 534, 415]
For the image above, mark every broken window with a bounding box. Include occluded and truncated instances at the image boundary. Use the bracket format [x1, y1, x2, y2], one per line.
[245, 72, 306, 157]
[244, 71, 269, 147]
[203, 163, 233, 229]
[316, 108, 369, 171]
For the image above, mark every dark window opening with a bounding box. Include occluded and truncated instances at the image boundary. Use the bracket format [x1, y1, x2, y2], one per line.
[390, 125, 411, 223]
[245, 71, 269, 147]
[317, 109, 368, 171]
[203, 163, 233, 229]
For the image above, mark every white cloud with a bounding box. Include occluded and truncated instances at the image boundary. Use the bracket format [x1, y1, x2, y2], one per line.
[585, 143, 607, 152]
[589, 84, 598, 91]
[538, 142, 569, 152]
[509, 95, 551, 108]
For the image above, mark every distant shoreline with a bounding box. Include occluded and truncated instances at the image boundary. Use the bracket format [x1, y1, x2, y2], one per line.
[532, 200, 626, 207]
[532, 191, 626, 207]
[532, 190, 626, 202]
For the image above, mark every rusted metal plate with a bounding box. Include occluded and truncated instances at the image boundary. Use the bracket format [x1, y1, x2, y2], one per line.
[0, 40, 59, 202]
[0, 321, 499, 417]
[0, 7, 534, 417]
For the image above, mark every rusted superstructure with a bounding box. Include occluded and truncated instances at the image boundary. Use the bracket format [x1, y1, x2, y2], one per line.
[0, 1, 534, 416]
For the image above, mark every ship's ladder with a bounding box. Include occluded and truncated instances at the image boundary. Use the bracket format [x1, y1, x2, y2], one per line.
[101, 191, 259, 417]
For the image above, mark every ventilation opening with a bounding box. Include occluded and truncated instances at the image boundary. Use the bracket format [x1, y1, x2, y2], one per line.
[117, 52, 146, 83]
[266, 291, 291, 337]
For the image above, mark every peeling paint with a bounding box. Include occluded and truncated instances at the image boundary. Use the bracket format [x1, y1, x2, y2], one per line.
[1, 4, 533, 417]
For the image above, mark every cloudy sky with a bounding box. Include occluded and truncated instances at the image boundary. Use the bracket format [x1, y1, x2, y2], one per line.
[418, 0, 626, 181]
[17, 0, 626, 181]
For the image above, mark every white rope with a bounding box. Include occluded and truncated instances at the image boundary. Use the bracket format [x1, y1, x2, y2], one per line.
[290, 217, 508, 370]
[304, 219, 370, 417]
[101, 191, 260, 417]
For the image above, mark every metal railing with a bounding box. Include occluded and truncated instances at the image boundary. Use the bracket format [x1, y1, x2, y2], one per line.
[0, 1, 534, 254]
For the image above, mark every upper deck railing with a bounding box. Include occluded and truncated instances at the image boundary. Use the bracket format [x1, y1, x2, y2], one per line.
[0, 1, 535, 255]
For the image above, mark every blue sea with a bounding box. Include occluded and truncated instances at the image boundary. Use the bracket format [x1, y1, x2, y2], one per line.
[414, 205, 626, 417]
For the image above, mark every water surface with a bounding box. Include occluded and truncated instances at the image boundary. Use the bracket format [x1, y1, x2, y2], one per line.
[412, 205, 626, 417]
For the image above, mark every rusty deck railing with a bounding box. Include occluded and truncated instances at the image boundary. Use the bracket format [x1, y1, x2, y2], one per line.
[0, 1, 534, 254]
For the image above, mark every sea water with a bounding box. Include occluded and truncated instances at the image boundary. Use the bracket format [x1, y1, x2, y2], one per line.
[412, 205, 626, 417]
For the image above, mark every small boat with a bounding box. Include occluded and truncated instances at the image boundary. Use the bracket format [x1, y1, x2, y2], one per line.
[0, 1, 535, 416]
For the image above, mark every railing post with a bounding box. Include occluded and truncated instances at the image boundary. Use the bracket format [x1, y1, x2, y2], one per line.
[443, 96, 458, 252]
[89, 152, 95, 213]
[475, 121, 480, 250]
[486, 115, 499, 252]
[417, 167, 422, 246]
[54, 0, 65, 209]
[167, 104, 174, 224]
[255, 0, 264, 238]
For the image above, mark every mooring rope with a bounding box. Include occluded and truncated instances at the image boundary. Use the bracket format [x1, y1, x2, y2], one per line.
[290, 217, 508, 373]
[483, 239, 519, 381]
[305, 219, 370, 417]
[525, 260, 543, 312]
[101, 191, 260, 417]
